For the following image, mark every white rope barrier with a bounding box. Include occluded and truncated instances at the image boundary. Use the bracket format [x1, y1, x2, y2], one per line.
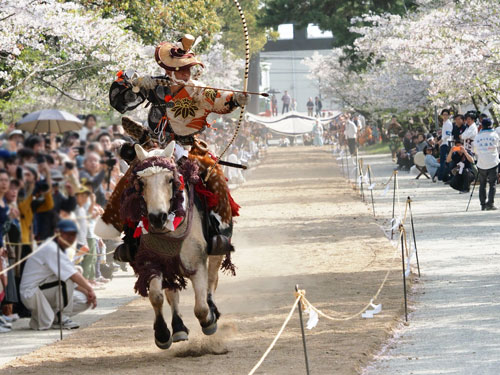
[247, 295, 302, 375]
[0, 235, 58, 276]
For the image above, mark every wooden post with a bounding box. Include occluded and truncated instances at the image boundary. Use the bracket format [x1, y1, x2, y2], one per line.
[408, 197, 421, 277]
[368, 166, 376, 216]
[391, 171, 397, 240]
[295, 285, 310, 375]
[400, 231, 408, 322]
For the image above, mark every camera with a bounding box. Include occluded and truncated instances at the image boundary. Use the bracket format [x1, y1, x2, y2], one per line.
[73, 146, 85, 156]
[33, 179, 50, 195]
[100, 150, 117, 168]
[36, 154, 47, 164]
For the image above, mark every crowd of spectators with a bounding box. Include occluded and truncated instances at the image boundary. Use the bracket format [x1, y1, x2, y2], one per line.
[0, 113, 266, 333]
[382, 109, 498, 199]
[320, 108, 499, 209]
[349, 108, 500, 209]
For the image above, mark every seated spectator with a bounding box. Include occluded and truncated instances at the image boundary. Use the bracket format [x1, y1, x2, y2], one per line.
[397, 131, 416, 171]
[415, 133, 428, 152]
[446, 138, 475, 193]
[19, 220, 97, 330]
[423, 146, 441, 182]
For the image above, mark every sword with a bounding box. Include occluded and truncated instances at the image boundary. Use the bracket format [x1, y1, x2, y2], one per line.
[217, 160, 248, 169]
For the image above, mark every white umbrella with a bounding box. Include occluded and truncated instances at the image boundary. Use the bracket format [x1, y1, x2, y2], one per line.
[16, 109, 83, 134]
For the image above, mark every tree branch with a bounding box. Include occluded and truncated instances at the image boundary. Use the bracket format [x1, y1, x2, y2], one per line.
[0, 13, 16, 22]
[35, 77, 88, 102]
[0, 68, 39, 98]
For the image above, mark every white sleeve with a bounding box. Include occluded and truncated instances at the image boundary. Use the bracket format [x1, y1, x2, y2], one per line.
[461, 125, 477, 140]
[46, 246, 77, 282]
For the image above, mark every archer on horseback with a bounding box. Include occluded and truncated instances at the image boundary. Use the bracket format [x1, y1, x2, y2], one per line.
[97, 34, 248, 261]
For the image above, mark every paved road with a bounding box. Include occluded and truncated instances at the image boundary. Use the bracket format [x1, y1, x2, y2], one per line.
[356, 153, 500, 375]
[1, 269, 137, 366]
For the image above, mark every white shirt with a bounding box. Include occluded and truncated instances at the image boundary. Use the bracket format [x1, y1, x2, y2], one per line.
[460, 123, 478, 154]
[20, 240, 77, 299]
[473, 129, 500, 170]
[440, 119, 453, 147]
[78, 126, 90, 141]
[75, 205, 88, 246]
[345, 120, 358, 139]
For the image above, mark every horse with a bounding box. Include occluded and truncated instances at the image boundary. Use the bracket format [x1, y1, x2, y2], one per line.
[109, 142, 223, 349]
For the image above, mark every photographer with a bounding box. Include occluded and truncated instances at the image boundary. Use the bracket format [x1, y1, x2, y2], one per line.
[96, 132, 112, 153]
[35, 168, 76, 240]
[446, 138, 475, 193]
[18, 163, 54, 246]
[79, 152, 107, 207]
[20, 219, 97, 330]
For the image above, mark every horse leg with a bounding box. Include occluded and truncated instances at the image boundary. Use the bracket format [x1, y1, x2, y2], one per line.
[207, 255, 223, 321]
[165, 289, 189, 342]
[191, 266, 218, 335]
[149, 276, 172, 349]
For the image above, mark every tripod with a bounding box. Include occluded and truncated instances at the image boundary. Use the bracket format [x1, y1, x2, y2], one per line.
[466, 169, 480, 212]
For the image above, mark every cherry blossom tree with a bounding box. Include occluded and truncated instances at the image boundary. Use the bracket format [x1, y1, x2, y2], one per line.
[305, 0, 500, 120]
[199, 35, 244, 90]
[352, 0, 500, 113]
[0, 0, 244, 124]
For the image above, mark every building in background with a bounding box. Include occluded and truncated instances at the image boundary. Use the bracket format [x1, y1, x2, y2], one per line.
[250, 24, 336, 115]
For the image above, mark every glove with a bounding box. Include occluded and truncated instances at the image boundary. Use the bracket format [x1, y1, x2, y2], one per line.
[233, 92, 249, 107]
[132, 76, 156, 92]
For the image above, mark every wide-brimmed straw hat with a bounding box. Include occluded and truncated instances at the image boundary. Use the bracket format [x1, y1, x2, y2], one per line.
[154, 34, 204, 72]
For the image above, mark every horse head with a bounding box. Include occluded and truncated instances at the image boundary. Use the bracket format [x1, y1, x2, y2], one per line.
[134, 142, 177, 231]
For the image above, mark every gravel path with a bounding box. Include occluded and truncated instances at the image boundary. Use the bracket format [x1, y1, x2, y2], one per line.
[1, 147, 403, 375]
[358, 152, 500, 374]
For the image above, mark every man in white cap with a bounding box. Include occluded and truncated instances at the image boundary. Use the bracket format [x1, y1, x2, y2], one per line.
[20, 219, 97, 330]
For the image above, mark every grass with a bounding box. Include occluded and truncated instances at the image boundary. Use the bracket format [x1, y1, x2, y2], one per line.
[360, 142, 391, 155]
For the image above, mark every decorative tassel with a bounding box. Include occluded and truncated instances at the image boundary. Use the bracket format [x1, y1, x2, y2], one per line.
[166, 212, 176, 231]
[134, 219, 148, 238]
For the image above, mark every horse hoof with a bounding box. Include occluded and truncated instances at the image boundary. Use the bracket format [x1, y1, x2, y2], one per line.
[201, 321, 217, 336]
[154, 316, 172, 350]
[201, 311, 218, 336]
[155, 335, 173, 350]
[172, 330, 189, 342]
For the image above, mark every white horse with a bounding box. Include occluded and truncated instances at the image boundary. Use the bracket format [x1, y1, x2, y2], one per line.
[99, 142, 223, 349]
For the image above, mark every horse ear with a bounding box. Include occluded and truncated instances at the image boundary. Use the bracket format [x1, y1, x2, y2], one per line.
[134, 144, 148, 161]
[163, 141, 176, 159]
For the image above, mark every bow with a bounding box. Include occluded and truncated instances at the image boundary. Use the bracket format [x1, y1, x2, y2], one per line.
[205, 0, 250, 181]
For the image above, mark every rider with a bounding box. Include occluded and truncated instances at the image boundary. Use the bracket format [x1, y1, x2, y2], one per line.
[102, 34, 247, 260]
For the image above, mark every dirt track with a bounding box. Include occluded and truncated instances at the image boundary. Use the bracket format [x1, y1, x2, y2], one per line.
[1, 146, 404, 375]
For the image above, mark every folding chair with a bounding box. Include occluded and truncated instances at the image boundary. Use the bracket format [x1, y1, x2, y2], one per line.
[414, 152, 430, 179]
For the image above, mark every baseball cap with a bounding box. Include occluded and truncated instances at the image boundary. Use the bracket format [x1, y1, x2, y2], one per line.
[56, 219, 78, 233]
[482, 118, 493, 129]
[8, 130, 24, 139]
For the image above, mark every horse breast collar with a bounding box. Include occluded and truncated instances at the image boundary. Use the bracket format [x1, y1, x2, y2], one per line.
[139, 186, 195, 258]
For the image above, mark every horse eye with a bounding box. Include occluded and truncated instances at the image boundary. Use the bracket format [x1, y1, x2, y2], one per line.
[168, 178, 173, 183]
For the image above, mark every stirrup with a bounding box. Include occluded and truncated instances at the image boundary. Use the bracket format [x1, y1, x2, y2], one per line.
[209, 235, 234, 255]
